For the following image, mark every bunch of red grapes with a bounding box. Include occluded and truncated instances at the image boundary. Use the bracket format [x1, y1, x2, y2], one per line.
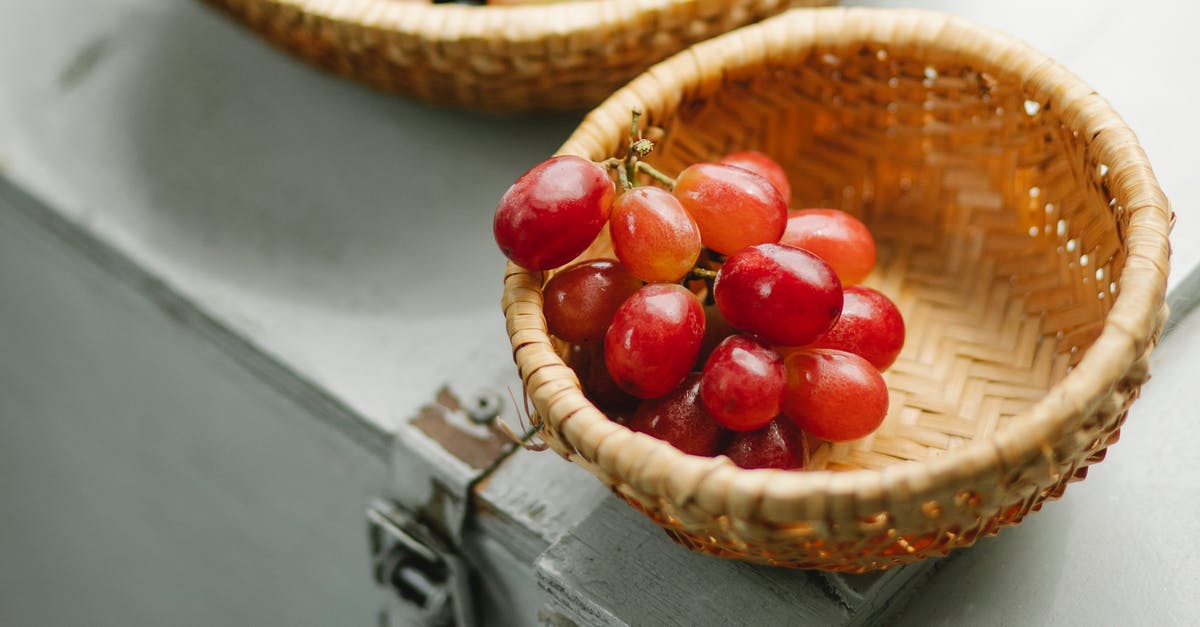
[494, 125, 904, 471]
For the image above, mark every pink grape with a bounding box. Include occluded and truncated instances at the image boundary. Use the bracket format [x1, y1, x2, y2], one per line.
[672, 163, 787, 255]
[610, 186, 702, 282]
[782, 349, 889, 442]
[714, 243, 842, 347]
[493, 155, 614, 270]
[810, 286, 905, 371]
[719, 151, 792, 203]
[543, 259, 642, 344]
[628, 374, 726, 456]
[724, 419, 807, 470]
[780, 209, 876, 285]
[605, 284, 705, 399]
[700, 335, 785, 431]
[566, 343, 640, 413]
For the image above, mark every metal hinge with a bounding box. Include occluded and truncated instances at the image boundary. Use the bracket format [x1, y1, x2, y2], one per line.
[369, 385, 519, 627]
[368, 499, 475, 627]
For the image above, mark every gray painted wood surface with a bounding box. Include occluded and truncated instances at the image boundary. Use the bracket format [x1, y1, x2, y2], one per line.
[0, 181, 390, 626]
[0, 0, 581, 438]
[535, 495, 939, 626]
[474, 448, 613, 565]
[0, 175, 555, 626]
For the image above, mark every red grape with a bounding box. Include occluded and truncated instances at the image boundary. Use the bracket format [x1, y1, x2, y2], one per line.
[566, 343, 640, 413]
[780, 209, 876, 285]
[610, 186, 702, 282]
[543, 259, 642, 344]
[628, 374, 726, 456]
[810, 286, 905, 370]
[672, 163, 787, 255]
[605, 284, 705, 398]
[493, 156, 615, 270]
[714, 243, 842, 347]
[719, 151, 792, 203]
[782, 349, 888, 442]
[723, 419, 807, 470]
[700, 335, 785, 431]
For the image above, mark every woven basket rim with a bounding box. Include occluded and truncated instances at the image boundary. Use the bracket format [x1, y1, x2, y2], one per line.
[263, 0, 705, 42]
[505, 6, 1170, 525]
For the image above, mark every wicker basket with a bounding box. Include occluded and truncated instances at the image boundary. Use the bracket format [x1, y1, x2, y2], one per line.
[502, 7, 1172, 571]
[203, 0, 835, 113]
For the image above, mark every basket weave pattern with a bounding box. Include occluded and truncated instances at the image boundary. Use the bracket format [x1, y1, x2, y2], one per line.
[504, 8, 1171, 570]
[204, 0, 833, 112]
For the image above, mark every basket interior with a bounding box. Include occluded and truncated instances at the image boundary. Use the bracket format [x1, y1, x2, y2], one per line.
[564, 42, 1126, 472]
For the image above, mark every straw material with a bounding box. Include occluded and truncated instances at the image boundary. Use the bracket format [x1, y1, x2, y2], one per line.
[203, 0, 834, 112]
[502, 8, 1171, 571]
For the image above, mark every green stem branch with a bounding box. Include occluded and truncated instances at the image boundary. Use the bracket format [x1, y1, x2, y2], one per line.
[617, 163, 631, 191]
[625, 109, 643, 186]
[636, 161, 676, 190]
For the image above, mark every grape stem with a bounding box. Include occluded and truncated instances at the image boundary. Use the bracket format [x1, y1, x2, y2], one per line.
[616, 162, 632, 191]
[625, 109, 643, 187]
[636, 161, 676, 190]
[599, 157, 632, 190]
[595, 110, 681, 191]
[686, 265, 718, 305]
[599, 108, 677, 192]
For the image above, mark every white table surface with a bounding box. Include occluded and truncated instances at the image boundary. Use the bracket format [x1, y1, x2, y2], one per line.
[2, 0, 1196, 624]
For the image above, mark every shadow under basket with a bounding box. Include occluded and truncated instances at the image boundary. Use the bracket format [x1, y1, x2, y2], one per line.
[502, 7, 1172, 571]
[203, 0, 834, 113]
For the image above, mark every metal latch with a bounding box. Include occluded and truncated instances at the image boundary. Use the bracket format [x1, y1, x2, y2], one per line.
[368, 499, 475, 627]
[370, 385, 520, 627]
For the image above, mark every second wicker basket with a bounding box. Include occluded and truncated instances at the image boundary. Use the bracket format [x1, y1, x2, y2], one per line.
[204, 0, 834, 112]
